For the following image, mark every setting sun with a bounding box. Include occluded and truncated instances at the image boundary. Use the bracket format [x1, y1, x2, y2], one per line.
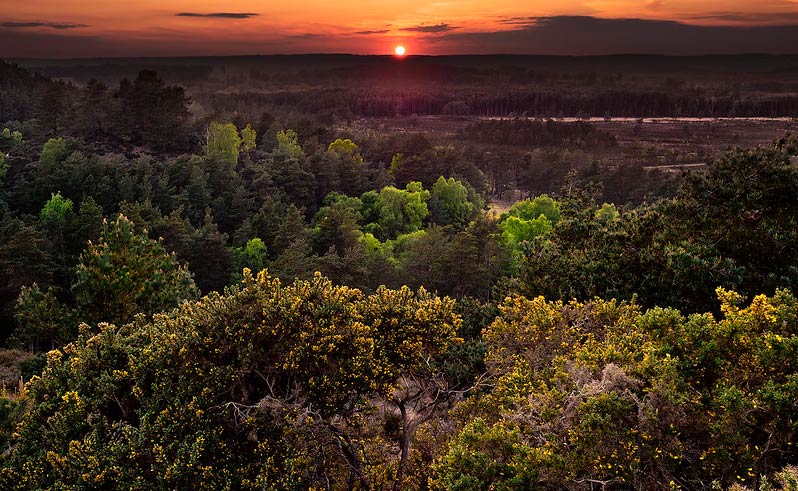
[394, 46, 406, 56]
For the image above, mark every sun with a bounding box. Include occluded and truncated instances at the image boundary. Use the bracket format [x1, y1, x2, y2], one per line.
[394, 45, 406, 56]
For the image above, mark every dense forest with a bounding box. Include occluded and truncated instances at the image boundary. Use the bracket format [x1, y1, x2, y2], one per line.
[2, 57, 798, 490]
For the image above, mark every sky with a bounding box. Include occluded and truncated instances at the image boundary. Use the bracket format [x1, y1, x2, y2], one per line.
[2, 0, 798, 58]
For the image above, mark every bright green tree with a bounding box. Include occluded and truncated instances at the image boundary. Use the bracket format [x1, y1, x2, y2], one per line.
[231, 237, 268, 282]
[206, 122, 242, 166]
[39, 137, 68, 172]
[327, 138, 362, 161]
[276, 129, 304, 159]
[374, 182, 430, 240]
[240, 123, 257, 152]
[429, 176, 476, 227]
[39, 192, 73, 225]
[499, 195, 561, 249]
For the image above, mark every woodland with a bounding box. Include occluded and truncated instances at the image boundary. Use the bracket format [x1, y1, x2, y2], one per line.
[1, 57, 798, 490]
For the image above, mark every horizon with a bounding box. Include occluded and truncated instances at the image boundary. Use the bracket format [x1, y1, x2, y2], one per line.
[3, 1, 798, 58]
[8, 52, 798, 62]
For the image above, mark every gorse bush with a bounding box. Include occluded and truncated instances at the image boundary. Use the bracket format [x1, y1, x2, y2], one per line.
[1, 271, 460, 490]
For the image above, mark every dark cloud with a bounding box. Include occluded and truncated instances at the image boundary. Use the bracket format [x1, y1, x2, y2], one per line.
[175, 12, 259, 19]
[687, 11, 798, 24]
[429, 15, 798, 55]
[0, 28, 287, 58]
[288, 33, 324, 39]
[354, 29, 390, 35]
[2, 21, 88, 29]
[497, 17, 536, 26]
[400, 23, 457, 33]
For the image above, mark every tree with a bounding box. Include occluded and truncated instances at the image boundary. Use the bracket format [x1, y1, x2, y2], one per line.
[39, 192, 73, 224]
[442, 100, 471, 116]
[275, 129, 304, 159]
[206, 122, 242, 166]
[72, 214, 198, 326]
[498, 195, 561, 251]
[327, 138, 367, 196]
[12, 284, 75, 352]
[234, 238, 267, 272]
[116, 70, 191, 151]
[0, 127, 22, 150]
[429, 176, 478, 227]
[0, 215, 55, 341]
[39, 137, 68, 173]
[240, 123, 257, 152]
[373, 182, 431, 240]
[39, 192, 74, 277]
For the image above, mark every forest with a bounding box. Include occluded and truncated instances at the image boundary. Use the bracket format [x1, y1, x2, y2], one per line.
[1, 56, 798, 490]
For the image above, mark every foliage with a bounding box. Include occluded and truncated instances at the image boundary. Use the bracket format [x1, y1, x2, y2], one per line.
[0, 127, 22, 150]
[231, 238, 268, 282]
[240, 123, 257, 152]
[432, 289, 798, 490]
[429, 176, 478, 227]
[1, 271, 459, 490]
[39, 137, 68, 171]
[13, 284, 75, 352]
[39, 191, 73, 224]
[71, 214, 199, 326]
[206, 122, 242, 166]
[499, 195, 560, 251]
[116, 70, 192, 151]
[371, 182, 430, 240]
[276, 129, 304, 159]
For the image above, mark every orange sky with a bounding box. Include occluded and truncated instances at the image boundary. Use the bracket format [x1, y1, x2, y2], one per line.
[3, 0, 798, 57]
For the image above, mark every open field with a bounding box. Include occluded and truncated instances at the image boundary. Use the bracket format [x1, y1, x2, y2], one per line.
[344, 116, 797, 171]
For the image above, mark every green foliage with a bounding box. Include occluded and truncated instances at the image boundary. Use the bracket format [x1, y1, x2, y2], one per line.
[13, 284, 75, 352]
[206, 122, 242, 166]
[374, 182, 430, 240]
[231, 238, 268, 282]
[595, 202, 619, 222]
[1, 271, 459, 490]
[327, 138, 362, 162]
[39, 192, 73, 224]
[506, 194, 561, 223]
[240, 123, 257, 152]
[39, 137, 68, 171]
[0, 127, 22, 149]
[431, 418, 537, 491]
[433, 290, 798, 490]
[498, 195, 561, 251]
[429, 176, 476, 227]
[276, 129, 304, 159]
[500, 215, 553, 247]
[72, 214, 199, 326]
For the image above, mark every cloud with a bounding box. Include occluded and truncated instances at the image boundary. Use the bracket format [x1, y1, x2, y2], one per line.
[400, 23, 457, 33]
[428, 15, 798, 55]
[175, 12, 259, 19]
[1, 21, 88, 29]
[354, 29, 390, 35]
[687, 11, 798, 24]
[497, 17, 536, 26]
[288, 33, 324, 39]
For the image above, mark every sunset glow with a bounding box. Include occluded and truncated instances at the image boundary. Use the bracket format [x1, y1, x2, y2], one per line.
[1, 0, 798, 57]
[394, 46, 406, 56]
